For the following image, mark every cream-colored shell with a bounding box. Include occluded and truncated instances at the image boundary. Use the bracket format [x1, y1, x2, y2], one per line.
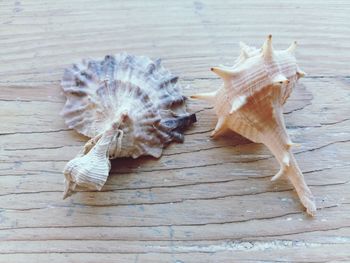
[61, 53, 196, 198]
[191, 35, 316, 215]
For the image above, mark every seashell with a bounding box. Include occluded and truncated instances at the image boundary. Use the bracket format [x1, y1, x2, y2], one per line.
[61, 53, 196, 199]
[191, 35, 316, 215]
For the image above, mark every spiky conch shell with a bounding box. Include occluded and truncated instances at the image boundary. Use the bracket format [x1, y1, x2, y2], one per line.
[191, 35, 316, 215]
[61, 53, 196, 198]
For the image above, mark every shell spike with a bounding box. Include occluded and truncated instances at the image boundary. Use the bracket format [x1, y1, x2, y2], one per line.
[296, 66, 307, 78]
[267, 147, 316, 215]
[262, 34, 274, 58]
[287, 41, 297, 53]
[211, 67, 236, 80]
[240, 50, 248, 59]
[272, 74, 289, 85]
[63, 180, 76, 199]
[190, 91, 217, 102]
[239, 41, 249, 50]
[239, 41, 250, 57]
[233, 52, 248, 67]
[270, 152, 289, 181]
[284, 157, 316, 216]
[230, 95, 247, 113]
[286, 141, 301, 149]
[271, 166, 286, 181]
[211, 116, 226, 137]
[282, 152, 290, 166]
[154, 58, 162, 66]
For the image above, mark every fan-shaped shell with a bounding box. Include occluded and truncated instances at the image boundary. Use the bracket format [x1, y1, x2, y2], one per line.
[191, 35, 316, 215]
[61, 53, 196, 198]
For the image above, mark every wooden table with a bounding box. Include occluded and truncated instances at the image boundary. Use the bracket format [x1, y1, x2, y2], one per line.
[1, 1, 349, 262]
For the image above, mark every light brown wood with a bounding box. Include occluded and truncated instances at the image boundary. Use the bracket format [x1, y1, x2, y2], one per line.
[1, 0, 350, 262]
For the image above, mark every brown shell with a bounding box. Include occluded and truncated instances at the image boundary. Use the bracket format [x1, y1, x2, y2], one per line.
[191, 35, 315, 215]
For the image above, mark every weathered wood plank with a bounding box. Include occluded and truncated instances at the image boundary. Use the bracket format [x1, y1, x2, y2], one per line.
[1, 244, 350, 263]
[0, 0, 349, 86]
[0, 0, 349, 261]
[1, 207, 350, 242]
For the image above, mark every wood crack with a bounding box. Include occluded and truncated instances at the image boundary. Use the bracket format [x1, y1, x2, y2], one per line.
[320, 118, 350, 126]
[3, 224, 350, 241]
[4, 145, 68, 151]
[0, 128, 72, 136]
[1, 182, 348, 210]
[0, 204, 344, 231]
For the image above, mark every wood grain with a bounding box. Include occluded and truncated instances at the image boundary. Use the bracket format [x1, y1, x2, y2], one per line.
[0, 0, 350, 262]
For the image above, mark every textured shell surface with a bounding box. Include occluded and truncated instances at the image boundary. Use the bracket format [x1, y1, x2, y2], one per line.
[191, 35, 316, 215]
[61, 53, 196, 198]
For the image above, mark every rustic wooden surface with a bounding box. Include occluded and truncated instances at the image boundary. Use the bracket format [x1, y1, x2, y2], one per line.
[0, 0, 350, 262]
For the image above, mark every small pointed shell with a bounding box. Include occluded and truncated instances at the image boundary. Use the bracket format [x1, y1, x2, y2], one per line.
[63, 130, 113, 199]
[192, 36, 316, 215]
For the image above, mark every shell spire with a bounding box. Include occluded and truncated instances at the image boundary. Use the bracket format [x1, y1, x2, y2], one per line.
[61, 53, 196, 198]
[191, 35, 316, 215]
